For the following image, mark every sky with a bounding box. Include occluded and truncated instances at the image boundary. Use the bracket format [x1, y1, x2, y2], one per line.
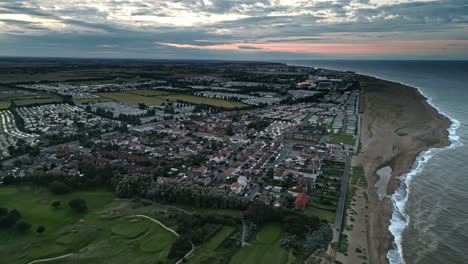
[0, 0, 467, 60]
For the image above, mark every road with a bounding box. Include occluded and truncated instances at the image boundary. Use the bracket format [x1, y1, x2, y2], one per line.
[353, 94, 361, 155]
[331, 155, 351, 245]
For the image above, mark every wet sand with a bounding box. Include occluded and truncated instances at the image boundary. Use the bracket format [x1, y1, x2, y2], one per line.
[354, 75, 451, 264]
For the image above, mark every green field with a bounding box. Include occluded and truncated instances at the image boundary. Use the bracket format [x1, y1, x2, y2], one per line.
[330, 134, 355, 145]
[0, 87, 62, 107]
[281, 139, 317, 146]
[14, 96, 62, 106]
[128, 90, 171, 96]
[0, 186, 178, 264]
[0, 101, 10, 109]
[189, 226, 235, 263]
[96, 92, 167, 105]
[304, 202, 336, 223]
[73, 98, 114, 104]
[95, 90, 247, 108]
[159, 94, 247, 108]
[230, 224, 292, 264]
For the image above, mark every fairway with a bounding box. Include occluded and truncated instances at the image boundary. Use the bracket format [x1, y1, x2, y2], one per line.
[189, 226, 235, 263]
[229, 224, 291, 264]
[0, 186, 178, 264]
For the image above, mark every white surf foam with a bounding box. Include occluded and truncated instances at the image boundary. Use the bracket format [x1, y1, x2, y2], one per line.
[285, 63, 463, 263]
[356, 75, 463, 264]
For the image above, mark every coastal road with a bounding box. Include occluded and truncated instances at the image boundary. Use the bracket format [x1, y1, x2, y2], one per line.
[332, 155, 351, 237]
[353, 94, 361, 155]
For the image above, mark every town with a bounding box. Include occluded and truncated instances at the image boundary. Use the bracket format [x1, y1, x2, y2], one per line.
[0, 60, 362, 264]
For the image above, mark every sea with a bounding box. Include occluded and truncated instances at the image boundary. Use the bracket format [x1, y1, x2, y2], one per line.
[283, 60, 468, 264]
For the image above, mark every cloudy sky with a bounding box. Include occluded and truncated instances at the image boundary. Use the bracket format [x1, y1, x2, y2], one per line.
[1, 0, 467, 60]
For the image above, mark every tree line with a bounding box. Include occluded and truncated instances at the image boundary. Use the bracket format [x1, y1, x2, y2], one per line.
[114, 174, 249, 210]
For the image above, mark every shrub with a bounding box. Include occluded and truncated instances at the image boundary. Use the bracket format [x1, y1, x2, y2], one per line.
[49, 181, 71, 195]
[52, 201, 61, 208]
[68, 198, 87, 213]
[36, 225, 45, 234]
[16, 220, 31, 232]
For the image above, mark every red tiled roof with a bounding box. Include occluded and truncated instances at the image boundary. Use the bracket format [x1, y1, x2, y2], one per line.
[295, 193, 308, 206]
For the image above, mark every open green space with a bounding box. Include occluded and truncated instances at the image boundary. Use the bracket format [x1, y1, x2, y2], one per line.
[304, 204, 336, 223]
[96, 92, 167, 105]
[0, 186, 178, 264]
[159, 94, 247, 108]
[189, 226, 235, 263]
[0, 87, 63, 107]
[14, 96, 62, 106]
[95, 90, 247, 108]
[0, 101, 10, 109]
[281, 139, 317, 146]
[330, 134, 355, 145]
[73, 98, 114, 104]
[177, 204, 244, 218]
[128, 90, 171, 96]
[229, 224, 291, 264]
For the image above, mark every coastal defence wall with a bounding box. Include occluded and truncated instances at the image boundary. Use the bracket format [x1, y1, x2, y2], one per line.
[354, 75, 451, 264]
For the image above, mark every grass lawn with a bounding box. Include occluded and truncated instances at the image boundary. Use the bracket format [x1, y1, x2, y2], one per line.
[330, 134, 355, 145]
[96, 92, 166, 105]
[177, 205, 244, 218]
[96, 91, 247, 109]
[189, 226, 235, 263]
[14, 96, 62, 106]
[0, 101, 10, 109]
[0, 186, 178, 264]
[304, 203, 336, 223]
[73, 98, 114, 104]
[229, 224, 291, 264]
[128, 90, 171, 96]
[281, 139, 316, 146]
[159, 94, 247, 108]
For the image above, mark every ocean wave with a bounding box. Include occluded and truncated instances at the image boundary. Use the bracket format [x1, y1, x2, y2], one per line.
[378, 81, 463, 264]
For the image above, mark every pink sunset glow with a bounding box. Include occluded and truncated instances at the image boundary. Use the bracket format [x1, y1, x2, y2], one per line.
[157, 40, 468, 56]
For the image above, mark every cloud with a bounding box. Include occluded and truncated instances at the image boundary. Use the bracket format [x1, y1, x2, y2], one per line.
[0, 0, 466, 59]
[238, 46, 263, 50]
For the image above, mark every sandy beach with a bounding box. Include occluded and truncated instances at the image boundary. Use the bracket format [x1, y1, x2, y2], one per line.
[353, 75, 451, 264]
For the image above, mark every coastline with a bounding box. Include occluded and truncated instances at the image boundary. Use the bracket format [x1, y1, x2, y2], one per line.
[356, 75, 452, 264]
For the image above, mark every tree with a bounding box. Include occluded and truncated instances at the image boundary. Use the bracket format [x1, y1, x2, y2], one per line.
[16, 220, 31, 232]
[49, 181, 71, 195]
[36, 225, 45, 234]
[52, 201, 61, 209]
[0, 209, 21, 228]
[1, 175, 14, 185]
[68, 198, 87, 213]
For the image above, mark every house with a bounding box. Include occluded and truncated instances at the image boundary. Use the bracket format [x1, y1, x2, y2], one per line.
[157, 176, 178, 183]
[294, 193, 308, 210]
[224, 167, 236, 177]
[231, 182, 243, 194]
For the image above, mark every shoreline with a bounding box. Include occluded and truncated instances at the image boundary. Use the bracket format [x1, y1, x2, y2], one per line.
[356, 74, 452, 264]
